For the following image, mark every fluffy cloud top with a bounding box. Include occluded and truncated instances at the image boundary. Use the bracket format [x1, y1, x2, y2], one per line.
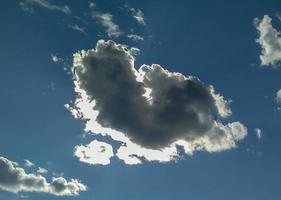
[0, 157, 86, 196]
[67, 40, 247, 165]
[255, 15, 281, 67]
[20, 0, 71, 15]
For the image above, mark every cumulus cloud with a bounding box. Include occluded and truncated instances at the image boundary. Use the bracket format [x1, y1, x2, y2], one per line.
[67, 40, 247, 165]
[127, 34, 144, 42]
[74, 140, 114, 165]
[255, 15, 281, 67]
[254, 128, 262, 140]
[19, 0, 71, 15]
[0, 156, 86, 196]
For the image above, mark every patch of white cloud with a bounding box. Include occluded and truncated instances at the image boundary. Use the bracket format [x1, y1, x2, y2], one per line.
[276, 89, 281, 103]
[24, 159, 35, 167]
[68, 24, 87, 35]
[74, 140, 114, 166]
[255, 15, 281, 67]
[37, 167, 48, 174]
[254, 128, 263, 140]
[19, 0, 71, 15]
[126, 5, 146, 26]
[127, 34, 144, 42]
[0, 156, 87, 196]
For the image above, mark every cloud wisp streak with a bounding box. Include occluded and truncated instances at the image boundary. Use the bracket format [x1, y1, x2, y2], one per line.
[20, 0, 71, 15]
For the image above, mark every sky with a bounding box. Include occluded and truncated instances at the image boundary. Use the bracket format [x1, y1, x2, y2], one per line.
[1, 0, 281, 199]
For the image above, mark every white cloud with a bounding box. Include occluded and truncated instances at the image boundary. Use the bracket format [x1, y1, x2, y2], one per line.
[94, 13, 122, 38]
[37, 167, 48, 174]
[127, 6, 146, 26]
[51, 54, 63, 63]
[20, 0, 71, 15]
[66, 40, 247, 165]
[254, 128, 263, 140]
[127, 34, 144, 42]
[255, 15, 281, 67]
[276, 89, 281, 103]
[89, 4, 122, 38]
[68, 24, 87, 35]
[0, 157, 87, 196]
[74, 140, 114, 165]
[24, 159, 35, 167]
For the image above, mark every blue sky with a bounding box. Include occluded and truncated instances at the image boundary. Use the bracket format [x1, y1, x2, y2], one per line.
[1, 0, 281, 200]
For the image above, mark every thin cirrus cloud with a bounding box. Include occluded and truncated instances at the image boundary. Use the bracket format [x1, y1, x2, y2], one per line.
[255, 15, 281, 67]
[254, 128, 263, 140]
[19, 0, 71, 15]
[0, 156, 87, 196]
[125, 4, 146, 26]
[89, 2, 122, 38]
[66, 40, 247, 165]
[127, 34, 144, 42]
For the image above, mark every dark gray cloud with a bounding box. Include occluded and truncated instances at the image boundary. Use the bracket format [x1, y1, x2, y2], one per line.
[0, 157, 86, 196]
[70, 40, 246, 153]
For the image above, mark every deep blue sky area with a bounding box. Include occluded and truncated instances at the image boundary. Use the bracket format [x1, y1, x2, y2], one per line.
[1, 1, 281, 200]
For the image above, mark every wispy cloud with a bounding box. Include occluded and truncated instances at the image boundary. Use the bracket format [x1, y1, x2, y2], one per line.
[254, 128, 263, 140]
[127, 34, 144, 42]
[125, 4, 146, 26]
[20, 0, 71, 15]
[68, 24, 87, 35]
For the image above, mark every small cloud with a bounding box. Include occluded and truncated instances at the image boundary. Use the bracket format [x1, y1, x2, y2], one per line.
[276, 89, 281, 103]
[89, 3, 122, 38]
[254, 128, 263, 140]
[37, 167, 48, 174]
[19, 0, 71, 15]
[74, 140, 114, 165]
[51, 54, 63, 63]
[254, 15, 281, 67]
[127, 34, 144, 42]
[24, 159, 35, 167]
[0, 156, 87, 196]
[68, 24, 87, 35]
[125, 4, 146, 26]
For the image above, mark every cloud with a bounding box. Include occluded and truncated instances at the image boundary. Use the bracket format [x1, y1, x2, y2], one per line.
[37, 167, 48, 174]
[0, 156, 86, 196]
[254, 128, 262, 140]
[255, 15, 281, 67]
[89, 3, 122, 38]
[276, 89, 281, 103]
[51, 54, 63, 63]
[74, 140, 114, 165]
[127, 34, 144, 42]
[126, 5, 146, 26]
[23, 160, 34, 168]
[19, 0, 71, 15]
[67, 40, 247, 165]
[68, 24, 87, 35]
